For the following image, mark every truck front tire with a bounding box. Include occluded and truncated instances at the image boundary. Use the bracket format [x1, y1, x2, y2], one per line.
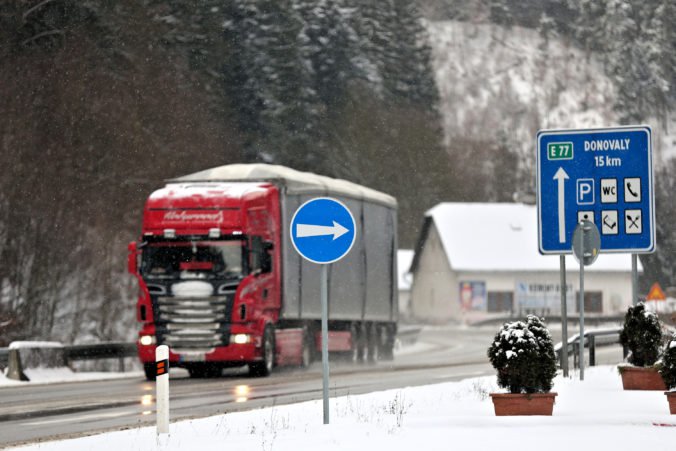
[249, 325, 275, 377]
[143, 363, 156, 381]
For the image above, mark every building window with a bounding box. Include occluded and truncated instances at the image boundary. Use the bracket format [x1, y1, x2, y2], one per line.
[575, 291, 603, 313]
[487, 291, 513, 313]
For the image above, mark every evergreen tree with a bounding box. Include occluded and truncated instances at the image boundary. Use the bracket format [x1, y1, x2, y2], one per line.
[296, 0, 357, 107]
[380, 0, 440, 108]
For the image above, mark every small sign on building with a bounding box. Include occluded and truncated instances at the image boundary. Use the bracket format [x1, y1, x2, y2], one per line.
[459, 281, 486, 312]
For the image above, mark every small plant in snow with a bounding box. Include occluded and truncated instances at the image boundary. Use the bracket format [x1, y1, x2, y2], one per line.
[619, 302, 662, 367]
[659, 332, 676, 390]
[386, 391, 410, 428]
[470, 380, 492, 401]
[487, 315, 557, 394]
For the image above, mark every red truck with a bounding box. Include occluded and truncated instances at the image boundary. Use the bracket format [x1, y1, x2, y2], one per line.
[128, 164, 398, 379]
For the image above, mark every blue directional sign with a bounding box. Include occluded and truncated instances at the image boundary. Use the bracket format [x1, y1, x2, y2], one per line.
[537, 126, 654, 254]
[290, 198, 356, 264]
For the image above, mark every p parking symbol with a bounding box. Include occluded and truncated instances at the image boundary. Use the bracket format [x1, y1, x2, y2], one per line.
[576, 179, 595, 205]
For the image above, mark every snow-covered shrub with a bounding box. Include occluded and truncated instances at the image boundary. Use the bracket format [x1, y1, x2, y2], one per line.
[659, 332, 676, 390]
[487, 315, 557, 394]
[619, 302, 662, 367]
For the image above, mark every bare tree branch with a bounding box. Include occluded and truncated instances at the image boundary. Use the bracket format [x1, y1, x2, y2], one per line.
[21, 29, 64, 46]
[22, 0, 56, 23]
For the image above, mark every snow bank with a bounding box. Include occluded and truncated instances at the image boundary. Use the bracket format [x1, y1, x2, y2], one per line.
[10, 366, 675, 451]
[8, 341, 63, 350]
[0, 369, 143, 387]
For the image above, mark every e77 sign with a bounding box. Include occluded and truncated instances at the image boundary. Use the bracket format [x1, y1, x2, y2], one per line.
[537, 126, 655, 254]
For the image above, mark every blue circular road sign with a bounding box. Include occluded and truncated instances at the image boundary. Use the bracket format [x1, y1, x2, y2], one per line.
[290, 198, 356, 264]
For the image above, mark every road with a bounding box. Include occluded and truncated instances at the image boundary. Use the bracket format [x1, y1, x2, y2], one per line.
[0, 324, 624, 448]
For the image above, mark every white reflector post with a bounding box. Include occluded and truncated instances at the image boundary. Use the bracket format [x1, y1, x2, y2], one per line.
[156, 345, 170, 436]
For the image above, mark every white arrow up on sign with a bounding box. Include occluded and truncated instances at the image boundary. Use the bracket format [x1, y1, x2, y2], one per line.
[296, 221, 349, 240]
[553, 167, 569, 243]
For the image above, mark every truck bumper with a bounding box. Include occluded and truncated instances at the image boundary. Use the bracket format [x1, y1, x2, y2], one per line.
[137, 326, 262, 366]
[137, 341, 260, 366]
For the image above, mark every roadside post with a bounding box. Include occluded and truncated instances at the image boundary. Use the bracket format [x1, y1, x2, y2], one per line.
[559, 255, 569, 377]
[572, 220, 600, 380]
[156, 344, 169, 436]
[290, 197, 356, 425]
[537, 126, 655, 378]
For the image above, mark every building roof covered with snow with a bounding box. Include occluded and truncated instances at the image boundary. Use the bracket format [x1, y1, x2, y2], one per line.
[410, 203, 641, 273]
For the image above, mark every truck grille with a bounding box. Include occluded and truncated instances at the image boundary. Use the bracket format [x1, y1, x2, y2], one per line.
[154, 283, 237, 353]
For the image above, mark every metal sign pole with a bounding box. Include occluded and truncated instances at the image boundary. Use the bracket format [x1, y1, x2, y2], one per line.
[321, 264, 330, 425]
[578, 227, 585, 381]
[290, 197, 356, 426]
[631, 254, 638, 305]
[559, 255, 569, 377]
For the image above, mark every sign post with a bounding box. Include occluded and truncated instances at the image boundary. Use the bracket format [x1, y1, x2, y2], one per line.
[537, 126, 655, 379]
[572, 220, 600, 380]
[559, 255, 569, 377]
[290, 197, 356, 425]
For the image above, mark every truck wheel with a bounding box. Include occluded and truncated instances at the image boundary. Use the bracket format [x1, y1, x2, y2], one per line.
[356, 323, 368, 363]
[143, 363, 156, 381]
[379, 325, 395, 361]
[348, 323, 360, 363]
[250, 326, 275, 377]
[300, 327, 312, 368]
[367, 323, 379, 364]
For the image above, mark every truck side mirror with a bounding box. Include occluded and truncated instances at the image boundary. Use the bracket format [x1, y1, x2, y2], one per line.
[127, 241, 139, 274]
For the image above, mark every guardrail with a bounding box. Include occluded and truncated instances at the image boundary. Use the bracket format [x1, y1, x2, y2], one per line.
[1, 328, 421, 372]
[0, 342, 137, 372]
[554, 327, 627, 368]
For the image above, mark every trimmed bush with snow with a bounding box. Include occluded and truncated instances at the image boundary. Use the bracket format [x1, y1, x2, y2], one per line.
[659, 332, 676, 390]
[487, 315, 557, 394]
[619, 302, 662, 367]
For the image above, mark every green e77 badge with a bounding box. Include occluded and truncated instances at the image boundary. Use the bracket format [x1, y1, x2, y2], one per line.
[547, 142, 573, 160]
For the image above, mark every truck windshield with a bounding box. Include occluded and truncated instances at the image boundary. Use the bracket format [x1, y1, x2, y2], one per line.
[141, 240, 246, 279]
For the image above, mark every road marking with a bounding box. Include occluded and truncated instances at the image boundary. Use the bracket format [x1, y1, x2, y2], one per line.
[22, 410, 133, 426]
[432, 370, 488, 380]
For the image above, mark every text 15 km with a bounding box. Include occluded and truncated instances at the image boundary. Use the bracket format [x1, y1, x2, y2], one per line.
[594, 155, 622, 167]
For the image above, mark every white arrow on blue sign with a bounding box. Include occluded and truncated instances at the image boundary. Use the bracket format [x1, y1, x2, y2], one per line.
[537, 125, 655, 254]
[290, 197, 356, 264]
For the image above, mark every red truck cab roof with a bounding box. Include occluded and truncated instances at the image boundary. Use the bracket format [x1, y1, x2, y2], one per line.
[142, 182, 274, 237]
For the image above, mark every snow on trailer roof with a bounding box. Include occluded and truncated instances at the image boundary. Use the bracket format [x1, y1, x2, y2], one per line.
[413, 202, 642, 272]
[171, 164, 397, 208]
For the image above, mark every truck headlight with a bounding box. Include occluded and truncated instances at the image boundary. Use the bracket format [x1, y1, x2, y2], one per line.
[231, 334, 251, 345]
[139, 335, 156, 346]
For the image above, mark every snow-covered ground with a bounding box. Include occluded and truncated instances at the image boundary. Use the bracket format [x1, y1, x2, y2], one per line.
[9, 366, 675, 451]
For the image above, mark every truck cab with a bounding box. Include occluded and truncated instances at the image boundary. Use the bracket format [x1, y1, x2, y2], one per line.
[129, 182, 281, 379]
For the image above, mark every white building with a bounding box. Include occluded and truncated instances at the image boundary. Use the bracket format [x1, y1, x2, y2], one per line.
[409, 203, 641, 324]
[397, 250, 414, 320]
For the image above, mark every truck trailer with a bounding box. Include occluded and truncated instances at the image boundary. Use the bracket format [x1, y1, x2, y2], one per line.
[128, 164, 398, 379]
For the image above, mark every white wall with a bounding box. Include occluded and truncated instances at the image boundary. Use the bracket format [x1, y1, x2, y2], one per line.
[456, 269, 633, 318]
[410, 223, 459, 323]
